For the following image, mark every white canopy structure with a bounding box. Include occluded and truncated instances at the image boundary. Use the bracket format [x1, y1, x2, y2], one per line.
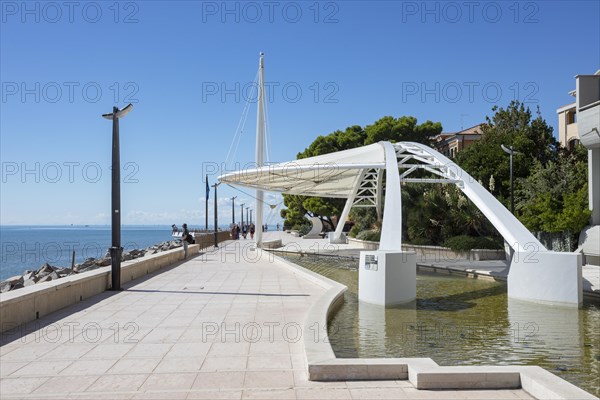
[220, 140, 583, 307]
[220, 141, 547, 251]
[222, 143, 385, 197]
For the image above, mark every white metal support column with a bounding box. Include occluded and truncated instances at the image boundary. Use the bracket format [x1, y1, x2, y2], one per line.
[329, 169, 366, 244]
[379, 142, 403, 251]
[376, 169, 383, 221]
[255, 52, 265, 248]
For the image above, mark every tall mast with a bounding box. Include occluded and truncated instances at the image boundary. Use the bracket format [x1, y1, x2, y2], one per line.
[255, 52, 265, 247]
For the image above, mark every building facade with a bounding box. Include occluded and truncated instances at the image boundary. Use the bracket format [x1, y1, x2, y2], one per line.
[556, 71, 600, 226]
[433, 124, 484, 158]
[556, 96, 580, 150]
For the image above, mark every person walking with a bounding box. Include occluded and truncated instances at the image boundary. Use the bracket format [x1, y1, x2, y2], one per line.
[249, 223, 255, 240]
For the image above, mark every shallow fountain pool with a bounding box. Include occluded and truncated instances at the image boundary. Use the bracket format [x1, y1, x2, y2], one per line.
[281, 254, 600, 397]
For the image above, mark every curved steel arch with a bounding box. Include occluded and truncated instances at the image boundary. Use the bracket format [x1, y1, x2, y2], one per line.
[392, 142, 544, 253]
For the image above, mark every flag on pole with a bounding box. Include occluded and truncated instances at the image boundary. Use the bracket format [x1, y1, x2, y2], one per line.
[206, 175, 210, 200]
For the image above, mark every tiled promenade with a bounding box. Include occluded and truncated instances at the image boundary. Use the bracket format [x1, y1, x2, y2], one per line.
[1, 240, 533, 399]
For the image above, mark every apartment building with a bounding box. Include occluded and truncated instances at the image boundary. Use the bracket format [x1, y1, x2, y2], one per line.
[433, 124, 484, 158]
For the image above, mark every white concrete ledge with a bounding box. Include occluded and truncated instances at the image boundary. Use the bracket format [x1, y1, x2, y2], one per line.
[266, 251, 598, 400]
[311, 358, 412, 380]
[518, 366, 597, 400]
[347, 238, 507, 261]
[410, 365, 521, 389]
[416, 263, 507, 281]
[262, 239, 283, 249]
[0, 244, 200, 333]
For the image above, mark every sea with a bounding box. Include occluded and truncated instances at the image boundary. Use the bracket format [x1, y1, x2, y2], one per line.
[0, 224, 279, 281]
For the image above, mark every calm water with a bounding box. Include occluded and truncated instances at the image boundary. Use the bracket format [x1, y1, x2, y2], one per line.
[0, 225, 174, 280]
[282, 254, 600, 397]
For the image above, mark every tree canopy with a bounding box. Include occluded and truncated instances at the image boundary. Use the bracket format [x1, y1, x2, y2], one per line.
[456, 101, 558, 204]
[516, 145, 590, 233]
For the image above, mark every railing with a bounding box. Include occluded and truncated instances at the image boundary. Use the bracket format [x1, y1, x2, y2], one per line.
[579, 99, 600, 112]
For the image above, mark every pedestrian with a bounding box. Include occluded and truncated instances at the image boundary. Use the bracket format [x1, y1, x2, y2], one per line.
[250, 223, 255, 240]
[242, 224, 247, 239]
[236, 224, 241, 240]
[182, 223, 194, 258]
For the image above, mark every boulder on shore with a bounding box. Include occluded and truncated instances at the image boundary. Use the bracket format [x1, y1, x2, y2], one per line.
[0, 280, 12, 293]
[38, 271, 60, 283]
[37, 263, 55, 278]
[94, 258, 111, 267]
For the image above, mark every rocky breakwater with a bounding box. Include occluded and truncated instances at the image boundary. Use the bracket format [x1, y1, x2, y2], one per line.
[0, 240, 183, 293]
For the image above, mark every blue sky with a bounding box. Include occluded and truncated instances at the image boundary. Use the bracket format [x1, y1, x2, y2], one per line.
[1, 0, 599, 226]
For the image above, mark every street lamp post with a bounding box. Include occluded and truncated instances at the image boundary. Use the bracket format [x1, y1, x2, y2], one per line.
[212, 183, 220, 248]
[231, 196, 237, 226]
[205, 175, 209, 231]
[240, 203, 245, 229]
[249, 209, 253, 225]
[101, 104, 133, 291]
[501, 144, 520, 214]
[246, 207, 249, 227]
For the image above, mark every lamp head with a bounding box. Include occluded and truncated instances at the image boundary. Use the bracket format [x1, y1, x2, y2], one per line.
[500, 144, 519, 155]
[102, 103, 134, 120]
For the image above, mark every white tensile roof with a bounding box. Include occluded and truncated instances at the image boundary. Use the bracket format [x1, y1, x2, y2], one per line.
[218, 143, 385, 198]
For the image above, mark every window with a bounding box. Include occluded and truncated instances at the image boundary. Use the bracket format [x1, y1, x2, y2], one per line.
[568, 138, 580, 151]
[567, 111, 577, 124]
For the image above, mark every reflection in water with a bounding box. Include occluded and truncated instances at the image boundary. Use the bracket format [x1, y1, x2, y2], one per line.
[507, 299, 584, 375]
[358, 301, 416, 358]
[281, 254, 600, 397]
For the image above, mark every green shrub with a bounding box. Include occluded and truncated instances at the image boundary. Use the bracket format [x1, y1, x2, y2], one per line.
[356, 230, 381, 242]
[349, 208, 378, 235]
[348, 224, 360, 238]
[291, 224, 312, 236]
[443, 235, 501, 252]
[301, 224, 313, 236]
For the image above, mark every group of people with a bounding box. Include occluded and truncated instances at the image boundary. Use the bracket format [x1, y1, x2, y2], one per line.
[176, 221, 283, 258]
[230, 223, 256, 240]
[229, 223, 281, 239]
